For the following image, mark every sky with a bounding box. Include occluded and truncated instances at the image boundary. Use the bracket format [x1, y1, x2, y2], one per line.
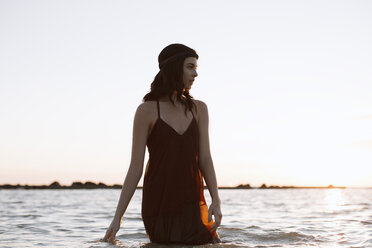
[0, 0, 371, 187]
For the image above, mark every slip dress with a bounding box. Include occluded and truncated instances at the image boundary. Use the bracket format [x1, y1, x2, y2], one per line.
[141, 99, 221, 245]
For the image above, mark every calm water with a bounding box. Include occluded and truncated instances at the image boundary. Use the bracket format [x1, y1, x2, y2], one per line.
[0, 188, 371, 248]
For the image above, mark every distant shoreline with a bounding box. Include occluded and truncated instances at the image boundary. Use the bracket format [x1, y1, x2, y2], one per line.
[0, 181, 349, 190]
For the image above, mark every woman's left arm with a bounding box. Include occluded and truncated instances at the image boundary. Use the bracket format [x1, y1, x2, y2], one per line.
[197, 100, 222, 231]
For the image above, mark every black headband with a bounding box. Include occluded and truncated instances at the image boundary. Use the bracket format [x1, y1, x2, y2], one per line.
[159, 51, 197, 69]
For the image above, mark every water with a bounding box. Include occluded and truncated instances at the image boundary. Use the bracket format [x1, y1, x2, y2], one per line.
[0, 188, 371, 248]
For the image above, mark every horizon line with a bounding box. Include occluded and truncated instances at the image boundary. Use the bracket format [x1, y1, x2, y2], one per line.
[0, 181, 370, 189]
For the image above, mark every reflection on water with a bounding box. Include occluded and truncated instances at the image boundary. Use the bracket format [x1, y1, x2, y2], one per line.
[0, 188, 371, 248]
[325, 189, 345, 213]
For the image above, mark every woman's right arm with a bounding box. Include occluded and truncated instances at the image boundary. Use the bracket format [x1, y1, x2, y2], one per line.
[103, 103, 150, 242]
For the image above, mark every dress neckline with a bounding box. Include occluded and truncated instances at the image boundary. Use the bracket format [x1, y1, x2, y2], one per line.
[158, 116, 195, 136]
[156, 99, 196, 136]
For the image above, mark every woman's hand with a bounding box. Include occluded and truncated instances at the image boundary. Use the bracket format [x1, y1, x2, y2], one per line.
[102, 217, 122, 243]
[208, 201, 222, 232]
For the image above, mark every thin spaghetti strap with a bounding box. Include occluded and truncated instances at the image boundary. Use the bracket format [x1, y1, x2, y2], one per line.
[190, 108, 195, 119]
[156, 99, 160, 119]
[190, 100, 195, 119]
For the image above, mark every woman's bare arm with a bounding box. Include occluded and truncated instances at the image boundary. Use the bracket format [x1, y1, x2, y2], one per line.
[196, 100, 222, 231]
[103, 103, 149, 242]
[197, 100, 220, 203]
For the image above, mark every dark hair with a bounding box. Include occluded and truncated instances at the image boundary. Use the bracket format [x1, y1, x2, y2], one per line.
[143, 43, 199, 116]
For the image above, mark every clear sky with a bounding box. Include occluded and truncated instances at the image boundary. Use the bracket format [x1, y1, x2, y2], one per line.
[1, 0, 371, 187]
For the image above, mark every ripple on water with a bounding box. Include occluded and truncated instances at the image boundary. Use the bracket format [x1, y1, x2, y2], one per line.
[361, 220, 372, 225]
[245, 229, 318, 245]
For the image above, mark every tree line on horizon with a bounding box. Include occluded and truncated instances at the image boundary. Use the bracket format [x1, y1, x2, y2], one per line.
[0, 181, 343, 190]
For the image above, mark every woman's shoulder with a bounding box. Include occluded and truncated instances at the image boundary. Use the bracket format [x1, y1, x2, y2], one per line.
[192, 99, 208, 111]
[192, 98, 205, 105]
[191, 99, 209, 123]
[135, 101, 157, 116]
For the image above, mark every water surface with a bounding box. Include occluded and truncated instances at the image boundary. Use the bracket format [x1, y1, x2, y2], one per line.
[1, 188, 371, 247]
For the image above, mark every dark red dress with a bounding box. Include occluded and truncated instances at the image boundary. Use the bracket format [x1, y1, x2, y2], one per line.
[141, 99, 220, 245]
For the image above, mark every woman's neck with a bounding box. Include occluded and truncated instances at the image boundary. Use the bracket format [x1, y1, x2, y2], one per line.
[159, 90, 185, 103]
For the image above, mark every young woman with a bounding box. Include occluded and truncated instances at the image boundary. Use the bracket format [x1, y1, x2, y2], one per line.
[103, 43, 222, 245]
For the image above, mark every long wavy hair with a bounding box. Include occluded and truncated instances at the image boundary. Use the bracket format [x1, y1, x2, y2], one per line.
[143, 44, 199, 116]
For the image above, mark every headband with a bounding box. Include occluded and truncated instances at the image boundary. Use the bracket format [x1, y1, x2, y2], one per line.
[158, 51, 197, 69]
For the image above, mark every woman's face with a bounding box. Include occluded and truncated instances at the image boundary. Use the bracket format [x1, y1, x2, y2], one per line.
[182, 57, 198, 90]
